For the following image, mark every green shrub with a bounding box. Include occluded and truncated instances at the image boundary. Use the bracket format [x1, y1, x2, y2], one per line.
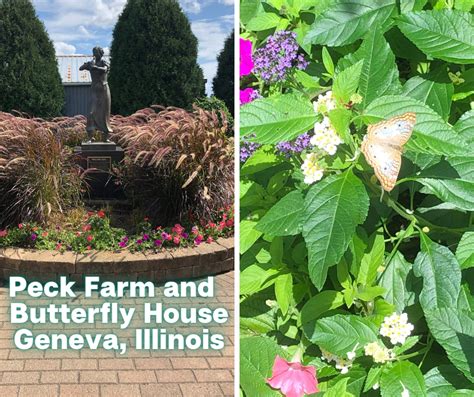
[0, 0, 64, 117]
[194, 96, 234, 135]
[213, 30, 234, 115]
[109, 0, 205, 115]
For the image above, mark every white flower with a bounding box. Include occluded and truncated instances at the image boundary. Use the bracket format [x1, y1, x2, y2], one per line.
[373, 383, 379, 390]
[313, 90, 336, 114]
[364, 341, 395, 364]
[301, 153, 324, 184]
[346, 351, 356, 360]
[380, 312, 415, 345]
[310, 117, 342, 156]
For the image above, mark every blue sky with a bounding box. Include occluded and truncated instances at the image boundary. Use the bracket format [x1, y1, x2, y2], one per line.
[32, 0, 234, 94]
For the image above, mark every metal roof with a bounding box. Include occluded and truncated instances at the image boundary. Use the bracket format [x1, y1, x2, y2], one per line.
[57, 55, 111, 85]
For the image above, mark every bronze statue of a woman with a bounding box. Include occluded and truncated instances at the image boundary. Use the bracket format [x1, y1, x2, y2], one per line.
[80, 46, 112, 142]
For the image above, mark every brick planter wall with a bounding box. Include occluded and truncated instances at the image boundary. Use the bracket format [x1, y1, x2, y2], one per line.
[0, 237, 234, 284]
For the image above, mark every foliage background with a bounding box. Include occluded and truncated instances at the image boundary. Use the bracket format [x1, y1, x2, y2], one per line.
[240, 0, 474, 396]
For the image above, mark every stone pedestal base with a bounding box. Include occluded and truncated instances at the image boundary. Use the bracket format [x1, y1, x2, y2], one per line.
[74, 142, 125, 199]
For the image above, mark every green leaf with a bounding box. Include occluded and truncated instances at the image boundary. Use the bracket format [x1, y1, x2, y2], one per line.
[402, 69, 454, 120]
[415, 178, 474, 211]
[425, 365, 474, 397]
[328, 108, 352, 145]
[246, 12, 281, 31]
[241, 293, 276, 334]
[240, 336, 285, 397]
[333, 61, 363, 104]
[393, 335, 420, 356]
[357, 230, 385, 287]
[241, 0, 263, 24]
[240, 94, 318, 144]
[380, 361, 427, 397]
[424, 308, 474, 383]
[304, 0, 396, 47]
[275, 273, 292, 315]
[240, 220, 263, 254]
[364, 367, 382, 393]
[337, 28, 401, 108]
[379, 251, 412, 312]
[240, 264, 278, 295]
[240, 181, 267, 208]
[303, 170, 370, 290]
[397, 10, 474, 64]
[325, 378, 350, 397]
[257, 191, 305, 236]
[363, 95, 468, 156]
[413, 234, 461, 310]
[322, 46, 335, 76]
[455, 110, 474, 145]
[456, 232, 474, 270]
[309, 314, 379, 356]
[241, 146, 280, 176]
[301, 290, 344, 334]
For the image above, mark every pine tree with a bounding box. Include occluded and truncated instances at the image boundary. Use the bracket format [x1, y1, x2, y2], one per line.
[0, 0, 64, 117]
[109, 0, 206, 115]
[212, 30, 234, 115]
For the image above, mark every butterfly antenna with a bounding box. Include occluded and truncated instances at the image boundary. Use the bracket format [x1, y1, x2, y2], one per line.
[380, 188, 385, 203]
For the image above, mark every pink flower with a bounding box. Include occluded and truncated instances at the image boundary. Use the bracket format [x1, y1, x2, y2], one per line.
[191, 226, 199, 236]
[86, 235, 94, 242]
[267, 356, 319, 397]
[206, 236, 214, 244]
[240, 88, 255, 105]
[173, 236, 181, 245]
[194, 234, 204, 245]
[0, 230, 7, 238]
[240, 38, 254, 77]
[172, 224, 185, 235]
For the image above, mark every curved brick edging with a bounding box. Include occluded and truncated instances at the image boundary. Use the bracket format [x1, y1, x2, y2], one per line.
[0, 237, 234, 283]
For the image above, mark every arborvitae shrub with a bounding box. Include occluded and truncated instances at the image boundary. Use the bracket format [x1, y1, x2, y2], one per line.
[212, 30, 234, 115]
[0, 0, 64, 117]
[109, 0, 206, 115]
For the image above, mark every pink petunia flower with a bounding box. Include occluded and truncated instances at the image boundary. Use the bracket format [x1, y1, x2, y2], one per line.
[0, 230, 7, 238]
[267, 356, 319, 397]
[240, 38, 254, 77]
[240, 88, 255, 105]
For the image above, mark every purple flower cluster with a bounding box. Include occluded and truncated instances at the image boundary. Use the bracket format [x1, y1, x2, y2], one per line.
[240, 134, 261, 163]
[276, 132, 311, 157]
[253, 31, 308, 84]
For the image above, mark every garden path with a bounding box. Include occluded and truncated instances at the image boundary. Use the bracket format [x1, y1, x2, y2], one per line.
[0, 271, 234, 397]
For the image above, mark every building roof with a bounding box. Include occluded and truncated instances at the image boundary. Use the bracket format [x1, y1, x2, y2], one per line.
[57, 55, 111, 85]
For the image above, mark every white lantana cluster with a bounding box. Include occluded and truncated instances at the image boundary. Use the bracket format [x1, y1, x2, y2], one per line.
[320, 348, 354, 374]
[364, 342, 395, 364]
[313, 90, 336, 114]
[380, 313, 414, 345]
[310, 117, 342, 156]
[301, 152, 324, 184]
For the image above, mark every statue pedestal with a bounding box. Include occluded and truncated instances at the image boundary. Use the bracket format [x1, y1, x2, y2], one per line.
[74, 142, 125, 199]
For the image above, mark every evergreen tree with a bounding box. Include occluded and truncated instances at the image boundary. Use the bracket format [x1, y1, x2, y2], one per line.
[109, 0, 205, 115]
[212, 30, 234, 115]
[0, 0, 64, 117]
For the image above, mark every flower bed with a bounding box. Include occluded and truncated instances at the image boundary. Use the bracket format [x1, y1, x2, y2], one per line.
[0, 207, 233, 253]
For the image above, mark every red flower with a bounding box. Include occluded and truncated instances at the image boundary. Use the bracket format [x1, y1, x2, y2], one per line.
[87, 235, 94, 242]
[86, 245, 92, 250]
[97, 210, 105, 218]
[87, 211, 95, 218]
[206, 236, 214, 244]
[18, 223, 24, 229]
[83, 224, 92, 232]
[55, 243, 62, 250]
[41, 231, 48, 237]
[173, 236, 181, 245]
[208, 222, 216, 229]
[267, 356, 319, 397]
[0, 230, 7, 238]
[226, 219, 234, 227]
[172, 224, 185, 235]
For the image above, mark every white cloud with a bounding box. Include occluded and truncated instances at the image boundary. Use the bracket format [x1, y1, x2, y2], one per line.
[54, 41, 77, 55]
[219, 0, 234, 5]
[179, 0, 202, 13]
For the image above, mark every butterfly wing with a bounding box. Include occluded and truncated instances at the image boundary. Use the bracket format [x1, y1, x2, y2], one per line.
[361, 136, 402, 192]
[367, 112, 416, 147]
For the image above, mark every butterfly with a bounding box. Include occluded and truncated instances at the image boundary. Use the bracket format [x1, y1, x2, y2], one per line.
[361, 112, 416, 192]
